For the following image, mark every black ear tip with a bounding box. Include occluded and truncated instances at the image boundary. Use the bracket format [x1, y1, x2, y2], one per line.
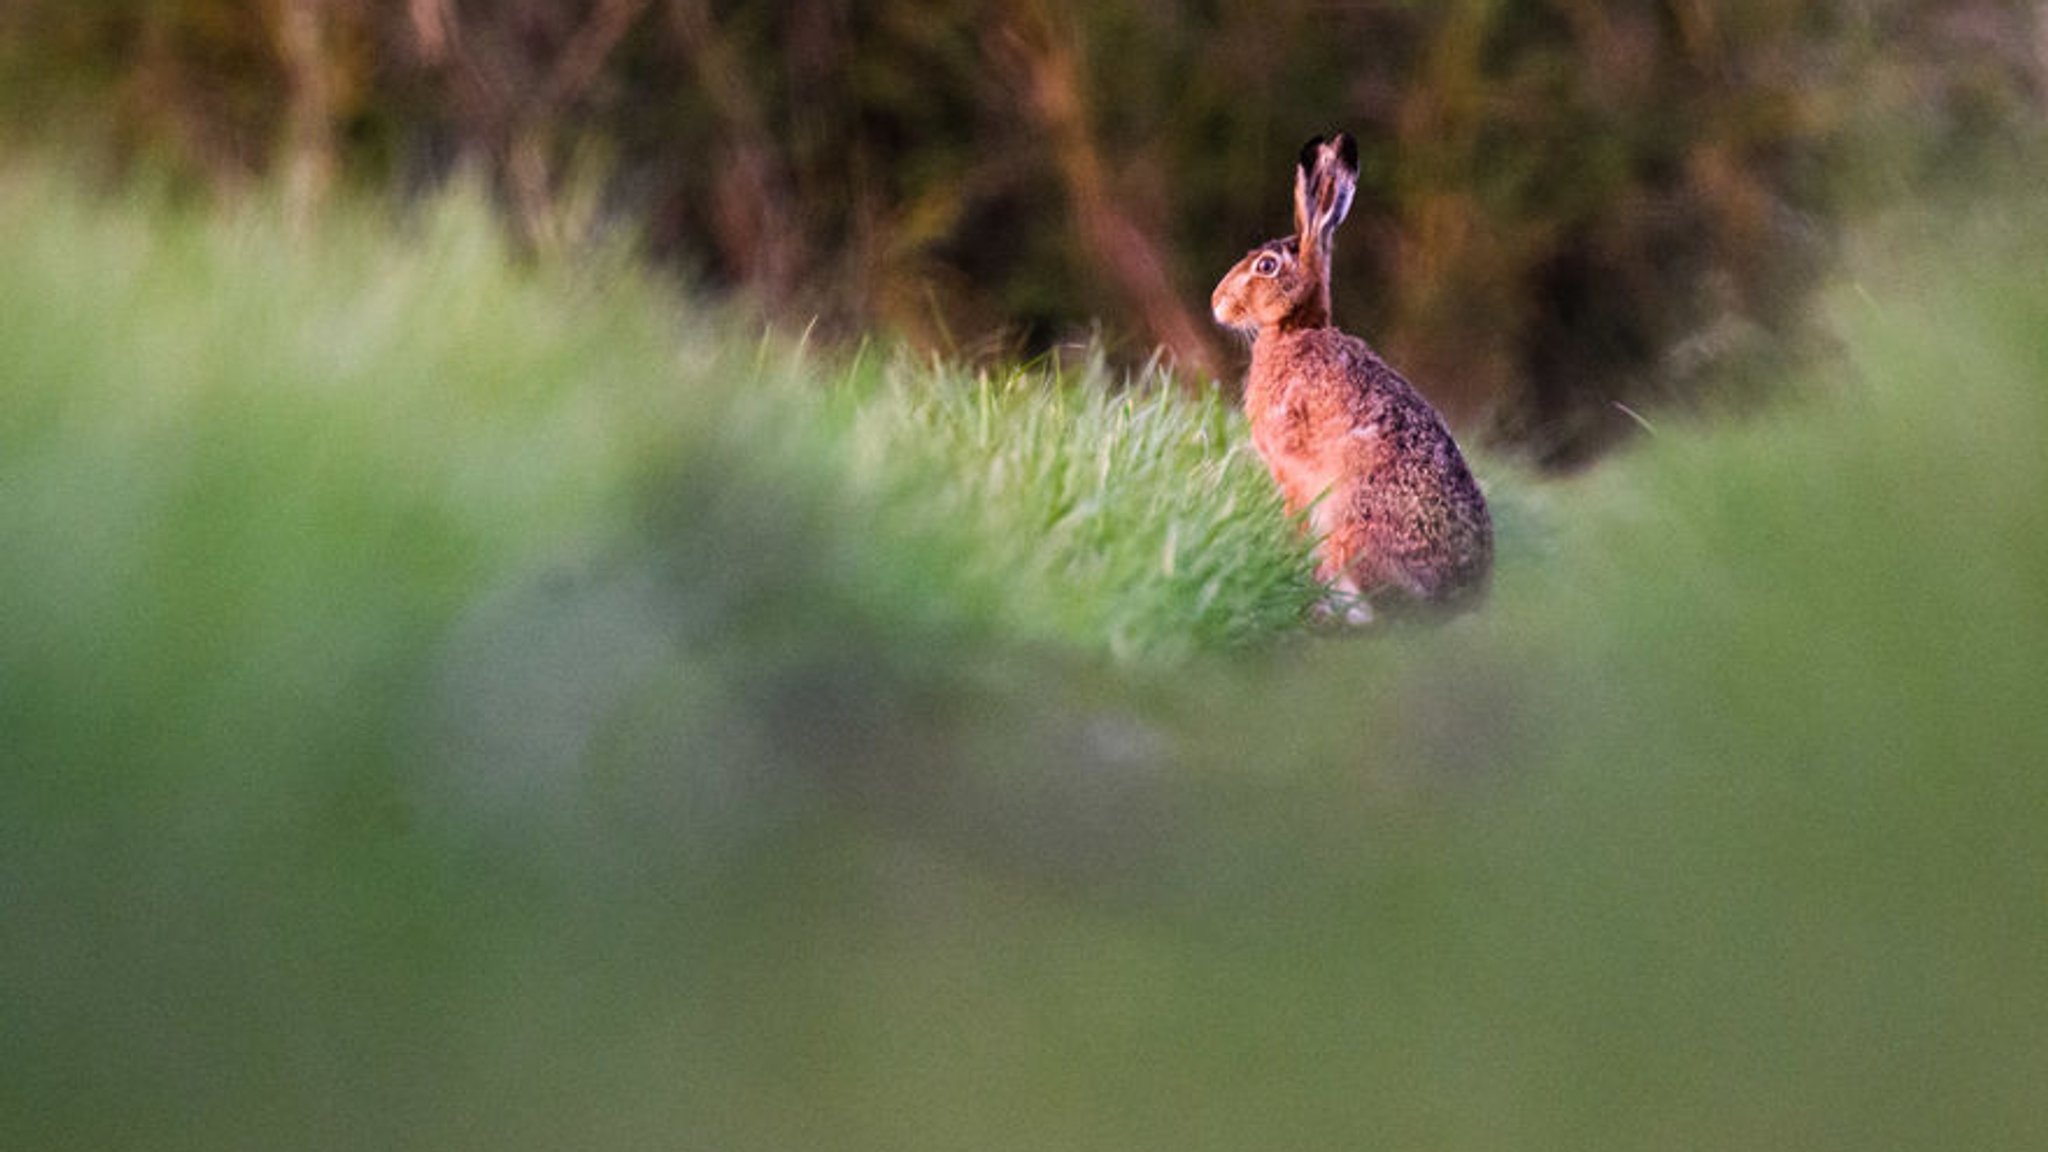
[1299, 132, 1358, 175]
[1298, 135, 1325, 173]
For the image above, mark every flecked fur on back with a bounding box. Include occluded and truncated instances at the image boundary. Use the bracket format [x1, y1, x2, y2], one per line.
[1248, 328, 1491, 604]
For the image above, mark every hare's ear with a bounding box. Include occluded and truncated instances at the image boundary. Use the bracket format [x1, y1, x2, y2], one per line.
[1292, 134, 1325, 241]
[1301, 132, 1358, 242]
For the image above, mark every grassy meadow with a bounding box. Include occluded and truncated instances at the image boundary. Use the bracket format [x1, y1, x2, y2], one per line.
[4, 166, 2046, 1151]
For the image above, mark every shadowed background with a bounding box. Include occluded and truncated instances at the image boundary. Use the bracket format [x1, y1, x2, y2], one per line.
[3, 0, 2040, 461]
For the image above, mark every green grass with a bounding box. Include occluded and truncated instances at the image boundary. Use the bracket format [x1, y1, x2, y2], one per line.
[734, 343, 1319, 663]
[3, 165, 2046, 1152]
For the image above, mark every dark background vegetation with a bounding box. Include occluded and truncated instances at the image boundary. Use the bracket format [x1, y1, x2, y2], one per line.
[3, 0, 2040, 462]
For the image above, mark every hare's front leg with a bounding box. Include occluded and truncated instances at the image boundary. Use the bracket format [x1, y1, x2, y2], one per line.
[1311, 571, 1376, 626]
[1306, 495, 1377, 625]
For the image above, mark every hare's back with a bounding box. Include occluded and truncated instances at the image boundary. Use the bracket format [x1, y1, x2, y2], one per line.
[1295, 329, 1465, 457]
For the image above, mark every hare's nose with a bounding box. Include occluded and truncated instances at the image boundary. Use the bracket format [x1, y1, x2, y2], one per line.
[1210, 284, 1236, 324]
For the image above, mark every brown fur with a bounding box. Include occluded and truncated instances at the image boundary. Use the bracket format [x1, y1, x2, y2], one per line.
[1212, 134, 1492, 613]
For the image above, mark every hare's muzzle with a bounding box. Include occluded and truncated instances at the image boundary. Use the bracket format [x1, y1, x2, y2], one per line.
[1211, 279, 1248, 331]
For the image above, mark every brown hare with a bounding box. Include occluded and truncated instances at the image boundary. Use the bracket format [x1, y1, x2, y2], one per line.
[1212, 132, 1492, 621]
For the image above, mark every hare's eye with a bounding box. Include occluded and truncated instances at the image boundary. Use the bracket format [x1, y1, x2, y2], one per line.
[1253, 254, 1281, 277]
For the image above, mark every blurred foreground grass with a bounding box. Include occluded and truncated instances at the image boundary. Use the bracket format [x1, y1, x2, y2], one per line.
[3, 168, 2045, 1151]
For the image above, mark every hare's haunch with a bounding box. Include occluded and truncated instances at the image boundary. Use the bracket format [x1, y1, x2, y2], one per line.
[1211, 133, 1492, 618]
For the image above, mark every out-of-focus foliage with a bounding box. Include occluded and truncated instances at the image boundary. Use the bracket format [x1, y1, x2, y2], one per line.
[5, 156, 2048, 1152]
[2, 0, 2041, 461]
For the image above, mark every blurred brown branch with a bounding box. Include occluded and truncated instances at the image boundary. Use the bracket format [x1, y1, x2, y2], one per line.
[272, 0, 339, 225]
[407, 0, 651, 252]
[667, 0, 804, 311]
[999, 0, 1221, 382]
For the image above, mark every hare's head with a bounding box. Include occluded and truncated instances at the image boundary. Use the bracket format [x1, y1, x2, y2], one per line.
[1212, 132, 1358, 336]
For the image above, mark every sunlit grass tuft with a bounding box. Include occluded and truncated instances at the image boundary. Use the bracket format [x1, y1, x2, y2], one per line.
[806, 348, 1316, 661]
